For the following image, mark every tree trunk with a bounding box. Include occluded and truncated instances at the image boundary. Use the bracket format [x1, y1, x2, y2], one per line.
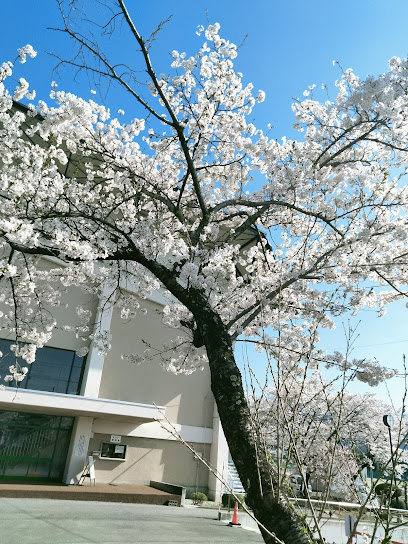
[198, 311, 313, 544]
[125, 259, 313, 543]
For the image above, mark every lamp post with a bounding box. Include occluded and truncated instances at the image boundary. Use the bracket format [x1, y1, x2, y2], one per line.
[383, 414, 397, 500]
[383, 414, 394, 430]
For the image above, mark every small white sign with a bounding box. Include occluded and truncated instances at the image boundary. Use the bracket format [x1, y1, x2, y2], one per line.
[88, 456, 96, 482]
[110, 435, 121, 444]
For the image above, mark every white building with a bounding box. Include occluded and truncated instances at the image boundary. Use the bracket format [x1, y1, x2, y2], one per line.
[0, 101, 256, 500]
[0, 267, 229, 500]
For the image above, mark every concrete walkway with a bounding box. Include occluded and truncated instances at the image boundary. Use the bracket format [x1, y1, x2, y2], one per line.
[0, 497, 264, 543]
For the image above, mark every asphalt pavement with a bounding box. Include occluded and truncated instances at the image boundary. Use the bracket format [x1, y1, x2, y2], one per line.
[0, 497, 264, 544]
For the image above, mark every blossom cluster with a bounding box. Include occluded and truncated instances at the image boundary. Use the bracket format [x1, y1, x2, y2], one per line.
[255, 373, 408, 501]
[0, 26, 407, 384]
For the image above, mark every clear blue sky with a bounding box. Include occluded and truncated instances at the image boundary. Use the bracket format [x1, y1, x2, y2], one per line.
[1, 1, 407, 403]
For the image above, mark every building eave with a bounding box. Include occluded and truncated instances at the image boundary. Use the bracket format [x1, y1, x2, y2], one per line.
[0, 387, 165, 422]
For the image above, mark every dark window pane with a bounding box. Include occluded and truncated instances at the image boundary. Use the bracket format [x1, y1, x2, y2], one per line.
[0, 410, 74, 481]
[69, 367, 82, 381]
[73, 355, 84, 368]
[0, 339, 85, 395]
[100, 442, 127, 459]
[66, 382, 79, 395]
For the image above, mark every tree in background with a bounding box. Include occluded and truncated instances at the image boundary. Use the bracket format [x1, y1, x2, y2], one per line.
[248, 338, 408, 542]
[254, 370, 407, 503]
[1, 1, 408, 542]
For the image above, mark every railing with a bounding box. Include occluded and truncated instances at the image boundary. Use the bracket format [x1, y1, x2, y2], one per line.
[227, 459, 245, 494]
[0, 424, 59, 472]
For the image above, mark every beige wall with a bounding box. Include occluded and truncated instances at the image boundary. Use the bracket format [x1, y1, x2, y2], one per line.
[88, 433, 210, 493]
[0, 258, 98, 353]
[37, 259, 98, 352]
[99, 301, 214, 429]
[45, 284, 97, 352]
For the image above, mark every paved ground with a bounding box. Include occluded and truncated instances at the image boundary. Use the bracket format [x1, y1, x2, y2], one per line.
[0, 497, 264, 544]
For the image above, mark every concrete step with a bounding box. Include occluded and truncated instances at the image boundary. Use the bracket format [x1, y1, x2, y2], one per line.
[0, 483, 181, 505]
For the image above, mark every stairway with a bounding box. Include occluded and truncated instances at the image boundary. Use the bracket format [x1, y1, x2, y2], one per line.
[227, 459, 246, 494]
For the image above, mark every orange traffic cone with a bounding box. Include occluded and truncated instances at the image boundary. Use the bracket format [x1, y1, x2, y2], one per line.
[228, 501, 241, 527]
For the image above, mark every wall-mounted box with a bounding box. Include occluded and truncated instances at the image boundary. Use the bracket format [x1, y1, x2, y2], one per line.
[100, 442, 127, 460]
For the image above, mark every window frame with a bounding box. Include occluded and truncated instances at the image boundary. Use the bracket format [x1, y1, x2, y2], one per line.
[99, 442, 127, 461]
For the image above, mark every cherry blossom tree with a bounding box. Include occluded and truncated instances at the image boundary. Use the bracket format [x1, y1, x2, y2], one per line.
[1, 1, 408, 542]
[255, 371, 407, 502]
[248, 342, 408, 541]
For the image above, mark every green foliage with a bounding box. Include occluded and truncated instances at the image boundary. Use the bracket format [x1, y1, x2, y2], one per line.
[191, 491, 207, 505]
[391, 497, 407, 509]
[375, 483, 402, 497]
[222, 493, 245, 508]
[378, 511, 389, 521]
[375, 483, 407, 509]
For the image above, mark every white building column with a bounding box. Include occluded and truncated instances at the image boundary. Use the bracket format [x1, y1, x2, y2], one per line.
[80, 283, 114, 398]
[63, 416, 93, 484]
[208, 403, 229, 501]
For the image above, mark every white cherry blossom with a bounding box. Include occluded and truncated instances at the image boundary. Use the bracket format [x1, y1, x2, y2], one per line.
[1, 16, 408, 543]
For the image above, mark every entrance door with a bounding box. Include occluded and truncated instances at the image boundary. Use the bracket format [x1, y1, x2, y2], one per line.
[0, 411, 74, 482]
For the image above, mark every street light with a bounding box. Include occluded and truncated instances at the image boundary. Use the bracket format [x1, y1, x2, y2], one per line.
[383, 413, 397, 499]
[383, 414, 394, 429]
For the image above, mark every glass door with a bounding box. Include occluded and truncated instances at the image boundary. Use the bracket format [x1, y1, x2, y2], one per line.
[0, 411, 74, 482]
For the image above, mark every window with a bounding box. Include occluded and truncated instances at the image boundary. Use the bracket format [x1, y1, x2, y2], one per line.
[0, 410, 74, 481]
[100, 442, 127, 460]
[0, 339, 85, 395]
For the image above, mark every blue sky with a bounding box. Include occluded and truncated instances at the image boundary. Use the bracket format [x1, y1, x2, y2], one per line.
[1, 1, 408, 403]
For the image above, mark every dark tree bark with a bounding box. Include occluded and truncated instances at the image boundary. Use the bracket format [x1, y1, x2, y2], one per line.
[194, 302, 312, 544]
[130, 258, 313, 543]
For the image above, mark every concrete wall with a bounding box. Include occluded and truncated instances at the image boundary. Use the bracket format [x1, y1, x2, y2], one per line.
[99, 301, 214, 429]
[44, 284, 97, 352]
[318, 517, 408, 544]
[0, 257, 98, 353]
[0, 260, 223, 495]
[88, 432, 211, 495]
[87, 294, 218, 495]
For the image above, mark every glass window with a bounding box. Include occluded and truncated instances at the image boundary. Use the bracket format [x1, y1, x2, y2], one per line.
[0, 410, 74, 481]
[100, 442, 127, 460]
[0, 339, 85, 395]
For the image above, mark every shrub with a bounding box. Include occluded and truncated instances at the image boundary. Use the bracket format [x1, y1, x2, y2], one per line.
[222, 493, 245, 509]
[375, 483, 402, 497]
[391, 497, 407, 509]
[191, 491, 207, 505]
